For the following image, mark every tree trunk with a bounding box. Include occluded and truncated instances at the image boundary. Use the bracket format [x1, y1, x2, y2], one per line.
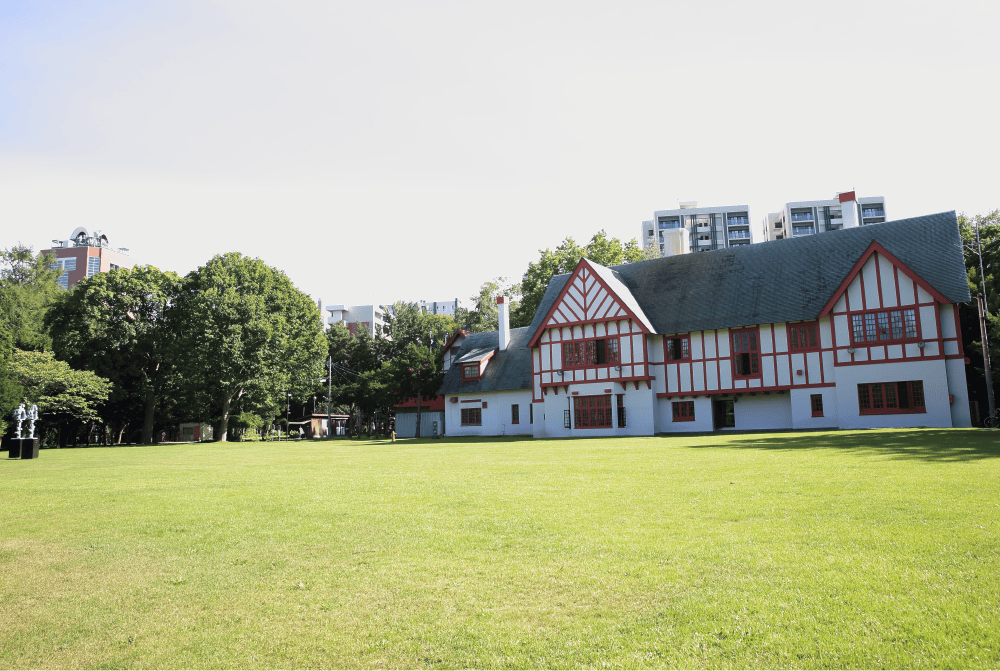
[415, 394, 422, 439]
[116, 423, 127, 445]
[141, 395, 157, 444]
[219, 391, 233, 442]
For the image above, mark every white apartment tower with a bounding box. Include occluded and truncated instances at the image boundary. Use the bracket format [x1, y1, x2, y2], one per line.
[763, 191, 886, 242]
[325, 304, 389, 337]
[642, 202, 753, 257]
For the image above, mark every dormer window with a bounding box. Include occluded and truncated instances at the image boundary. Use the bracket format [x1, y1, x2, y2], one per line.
[462, 363, 480, 381]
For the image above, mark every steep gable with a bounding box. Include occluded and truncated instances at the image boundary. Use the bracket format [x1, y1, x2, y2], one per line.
[528, 258, 654, 347]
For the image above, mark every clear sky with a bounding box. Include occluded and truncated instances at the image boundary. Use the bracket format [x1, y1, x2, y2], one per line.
[2, 0, 998, 309]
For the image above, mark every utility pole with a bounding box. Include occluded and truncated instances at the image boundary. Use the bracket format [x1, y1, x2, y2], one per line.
[327, 356, 333, 439]
[974, 220, 997, 425]
[978, 294, 996, 425]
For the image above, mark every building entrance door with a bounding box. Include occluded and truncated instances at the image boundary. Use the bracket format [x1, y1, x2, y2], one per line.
[713, 400, 735, 430]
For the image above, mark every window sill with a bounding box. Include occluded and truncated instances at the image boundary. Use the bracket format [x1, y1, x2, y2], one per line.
[859, 408, 926, 416]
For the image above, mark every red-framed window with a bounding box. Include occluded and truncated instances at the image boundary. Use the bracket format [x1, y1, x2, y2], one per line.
[672, 401, 695, 421]
[789, 321, 820, 351]
[857, 381, 926, 415]
[562, 338, 620, 368]
[665, 335, 690, 361]
[810, 394, 824, 417]
[731, 328, 761, 379]
[850, 308, 919, 345]
[573, 395, 613, 428]
[461, 407, 482, 425]
[511, 404, 519, 424]
[462, 363, 480, 380]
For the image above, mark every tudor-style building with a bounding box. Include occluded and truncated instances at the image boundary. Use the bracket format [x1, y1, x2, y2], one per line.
[439, 211, 973, 436]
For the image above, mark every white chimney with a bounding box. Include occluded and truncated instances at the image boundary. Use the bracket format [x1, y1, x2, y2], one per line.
[497, 295, 510, 351]
[837, 190, 861, 229]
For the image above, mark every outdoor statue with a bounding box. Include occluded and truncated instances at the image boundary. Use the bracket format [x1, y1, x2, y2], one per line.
[28, 404, 38, 439]
[12, 403, 26, 439]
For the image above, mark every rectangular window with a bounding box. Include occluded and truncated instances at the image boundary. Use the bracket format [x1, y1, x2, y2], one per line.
[850, 309, 919, 345]
[87, 256, 100, 277]
[666, 336, 690, 361]
[731, 328, 761, 379]
[562, 337, 620, 369]
[462, 363, 480, 380]
[810, 394, 824, 417]
[672, 401, 695, 422]
[857, 381, 926, 415]
[529, 403, 533, 424]
[573, 395, 613, 428]
[789, 322, 819, 351]
[511, 404, 519, 424]
[460, 408, 482, 425]
[617, 394, 626, 427]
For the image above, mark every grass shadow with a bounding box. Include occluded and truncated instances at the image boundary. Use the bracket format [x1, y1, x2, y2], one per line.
[696, 429, 1000, 462]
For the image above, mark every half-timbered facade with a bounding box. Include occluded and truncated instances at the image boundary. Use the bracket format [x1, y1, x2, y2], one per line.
[440, 211, 973, 436]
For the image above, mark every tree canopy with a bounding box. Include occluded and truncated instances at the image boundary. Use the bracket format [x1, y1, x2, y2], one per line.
[0, 244, 62, 351]
[46, 265, 182, 444]
[8, 349, 112, 440]
[456, 278, 520, 334]
[172, 253, 326, 441]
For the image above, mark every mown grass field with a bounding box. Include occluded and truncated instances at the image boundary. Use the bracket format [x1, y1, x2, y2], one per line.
[1, 430, 998, 669]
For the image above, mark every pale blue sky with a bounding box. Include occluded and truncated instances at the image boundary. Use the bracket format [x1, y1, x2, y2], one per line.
[2, 0, 998, 308]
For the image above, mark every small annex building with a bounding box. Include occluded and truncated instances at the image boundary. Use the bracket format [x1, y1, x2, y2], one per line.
[440, 211, 973, 436]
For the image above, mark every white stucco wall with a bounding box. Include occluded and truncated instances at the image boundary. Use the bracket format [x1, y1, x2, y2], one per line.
[790, 388, 839, 429]
[733, 394, 793, 430]
[659, 396, 715, 432]
[444, 389, 534, 437]
[834, 359, 955, 429]
[945, 358, 972, 427]
[533, 381, 656, 438]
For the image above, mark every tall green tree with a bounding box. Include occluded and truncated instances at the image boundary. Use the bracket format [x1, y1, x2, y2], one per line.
[387, 301, 459, 351]
[0, 245, 63, 351]
[8, 350, 112, 445]
[384, 302, 454, 437]
[46, 266, 182, 444]
[0, 324, 23, 436]
[456, 277, 520, 333]
[172, 253, 326, 442]
[511, 230, 655, 327]
[959, 210, 1000, 418]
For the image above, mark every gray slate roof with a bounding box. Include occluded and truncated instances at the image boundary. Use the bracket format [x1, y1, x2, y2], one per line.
[529, 211, 970, 340]
[455, 346, 497, 364]
[438, 327, 532, 395]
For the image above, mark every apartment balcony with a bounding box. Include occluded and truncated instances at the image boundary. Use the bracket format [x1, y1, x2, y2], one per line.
[790, 212, 814, 223]
[727, 217, 749, 226]
[792, 226, 815, 236]
[862, 209, 886, 218]
[728, 229, 751, 240]
[696, 225, 711, 233]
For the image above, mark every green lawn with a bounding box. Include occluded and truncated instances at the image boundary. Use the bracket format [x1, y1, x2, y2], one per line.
[1, 430, 998, 669]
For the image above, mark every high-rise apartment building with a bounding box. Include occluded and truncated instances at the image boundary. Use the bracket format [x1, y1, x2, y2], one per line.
[641, 202, 753, 257]
[418, 298, 462, 316]
[42, 227, 135, 289]
[763, 191, 886, 242]
[325, 304, 389, 337]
